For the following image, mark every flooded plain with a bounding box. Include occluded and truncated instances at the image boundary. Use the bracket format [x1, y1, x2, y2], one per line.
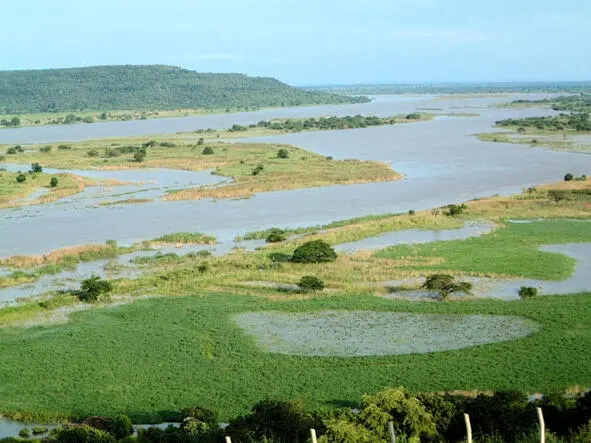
[2, 94, 591, 258]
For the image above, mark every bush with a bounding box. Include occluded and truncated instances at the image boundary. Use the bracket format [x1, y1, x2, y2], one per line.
[277, 148, 289, 159]
[110, 415, 133, 439]
[197, 263, 209, 273]
[291, 240, 337, 263]
[133, 148, 147, 162]
[265, 228, 286, 243]
[197, 137, 204, 145]
[202, 146, 214, 155]
[39, 145, 52, 153]
[18, 429, 30, 438]
[50, 176, 59, 187]
[408, 209, 416, 215]
[87, 149, 99, 157]
[83, 116, 94, 123]
[48, 425, 116, 443]
[181, 405, 218, 429]
[57, 144, 72, 150]
[251, 164, 264, 175]
[30, 162, 43, 173]
[445, 203, 467, 217]
[565, 173, 574, 181]
[6, 147, 17, 155]
[423, 274, 472, 300]
[298, 276, 325, 292]
[16, 173, 26, 183]
[268, 252, 292, 263]
[105, 239, 117, 248]
[32, 426, 48, 435]
[78, 276, 112, 302]
[518, 286, 538, 298]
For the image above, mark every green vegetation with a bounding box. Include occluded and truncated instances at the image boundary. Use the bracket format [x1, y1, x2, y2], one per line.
[151, 232, 216, 244]
[297, 276, 325, 292]
[291, 240, 337, 263]
[423, 274, 473, 300]
[509, 94, 591, 113]
[495, 113, 591, 132]
[0, 65, 368, 114]
[77, 276, 113, 302]
[519, 286, 538, 299]
[265, 228, 287, 243]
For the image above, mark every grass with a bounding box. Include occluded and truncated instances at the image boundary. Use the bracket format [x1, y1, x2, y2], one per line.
[1, 137, 400, 200]
[0, 171, 106, 208]
[151, 232, 216, 245]
[376, 219, 590, 280]
[0, 292, 589, 422]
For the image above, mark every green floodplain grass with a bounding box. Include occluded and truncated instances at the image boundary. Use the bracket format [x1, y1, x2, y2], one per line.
[375, 219, 591, 280]
[0, 292, 589, 422]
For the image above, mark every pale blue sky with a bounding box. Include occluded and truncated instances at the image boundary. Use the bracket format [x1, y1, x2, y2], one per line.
[2, 0, 590, 85]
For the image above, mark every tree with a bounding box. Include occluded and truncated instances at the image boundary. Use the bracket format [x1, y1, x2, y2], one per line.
[133, 147, 147, 162]
[64, 114, 77, 124]
[110, 415, 133, 439]
[78, 276, 112, 302]
[291, 240, 337, 263]
[202, 146, 214, 155]
[423, 274, 472, 300]
[30, 162, 43, 173]
[565, 173, 574, 181]
[10, 116, 20, 126]
[197, 137, 204, 145]
[48, 425, 115, 443]
[16, 173, 26, 183]
[298, 276, 324, 291]
[277, 148, 289, 159]
[265, 228, 286, 243]
[518, 286, 538, 298]
[50, 177, 59, 187]
[87, 149, 99, 157]
[181, 405, 218, 430]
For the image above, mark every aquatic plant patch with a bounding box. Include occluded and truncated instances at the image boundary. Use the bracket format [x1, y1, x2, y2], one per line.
[233, 311, 539, 357]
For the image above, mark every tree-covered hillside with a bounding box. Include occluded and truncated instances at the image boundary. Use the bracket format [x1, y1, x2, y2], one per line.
[0, 65, 369, 113]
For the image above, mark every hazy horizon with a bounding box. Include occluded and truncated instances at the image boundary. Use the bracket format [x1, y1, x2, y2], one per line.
[2, 0, 590, 85]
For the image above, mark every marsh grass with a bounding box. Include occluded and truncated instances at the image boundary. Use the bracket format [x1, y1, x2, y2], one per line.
[151, 232, 216, 245]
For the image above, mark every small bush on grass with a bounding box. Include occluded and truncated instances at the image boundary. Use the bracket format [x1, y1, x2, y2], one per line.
[251, 164, 264, 175]
[565, 173, 574, 181]
[78, 276, 112, 302]
[16, 173, 26, 183]
[519, 286, 538, 298]
[277, 148, 289, 159]
[202, 146, 214, 155]
[265, 228, 286, 243]
[298, 276, 325, 292]
[291, 240, 337, 263]
[30, 162, 43, 173]
[445, 203, 467, 217]
[32, 426, 48, 435]
[268, 252, 292, 263]
[50, 176, 59, 187]
[18, 429, 30, 438]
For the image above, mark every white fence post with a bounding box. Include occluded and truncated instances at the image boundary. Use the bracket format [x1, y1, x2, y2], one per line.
[464, 413, 472, 443]
[225, 436, 232, 443]
[388, 421, 396, 443]
[310, 428, 318, 443]
[537, 407, 545, 443]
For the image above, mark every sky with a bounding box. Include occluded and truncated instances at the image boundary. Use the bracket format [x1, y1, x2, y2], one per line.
[2, 0, 590, 85]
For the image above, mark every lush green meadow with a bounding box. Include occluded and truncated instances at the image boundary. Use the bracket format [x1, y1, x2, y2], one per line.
[0, 292, 590, 422]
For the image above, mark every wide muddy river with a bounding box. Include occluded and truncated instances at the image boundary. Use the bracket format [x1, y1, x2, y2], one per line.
[2, 94, 591, 257]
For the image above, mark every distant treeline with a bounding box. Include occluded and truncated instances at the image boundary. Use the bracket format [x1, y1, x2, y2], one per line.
[307, 81, 591, 95]
[512, 94, 591, 113]
[0, 65, 369, 114]
[496, 113, 591, 131]
[227, 113, 424, 132]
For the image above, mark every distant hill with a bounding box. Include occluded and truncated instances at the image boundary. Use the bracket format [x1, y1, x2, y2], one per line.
[0, 65, 369, 114]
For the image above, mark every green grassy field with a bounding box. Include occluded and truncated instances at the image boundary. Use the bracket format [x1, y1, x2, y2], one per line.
[376, 219, 591, 280]
[0, 292, 589, 422]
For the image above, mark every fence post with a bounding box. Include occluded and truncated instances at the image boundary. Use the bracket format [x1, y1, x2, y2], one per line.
[388, 421, 396, 443]
[537, 407, 545, 443]
[310, 428, 318, 443]
[464, 413, 472, 443]
[225, 437, 231, 443]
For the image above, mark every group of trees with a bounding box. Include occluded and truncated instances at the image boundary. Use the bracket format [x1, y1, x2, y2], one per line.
[12, 387, 591, 442]
[0, 116, 20, 126]
[0, 65, 368, 114]
[496, 113, 591, 132]
[512, 94, 591, 113]
[248, 114, 422, 132]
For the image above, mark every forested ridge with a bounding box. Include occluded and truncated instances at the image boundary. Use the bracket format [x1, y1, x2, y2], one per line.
[0, 65, 368, 113]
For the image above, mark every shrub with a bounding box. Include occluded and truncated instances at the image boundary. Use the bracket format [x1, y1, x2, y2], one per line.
[202, 146, 214, 155]
[197, 263, 209, 273]
[565, 173, 574, 181]
[291, 240, 337, 263]
[87, 149, 99, 157]
[265, 228, 286, 243]
[39, 145, 52, 153]
[30, 162, 43, 173]
[445, 203, 467, 217]
[277, 148, 289, 159]
[159, 142, 176, 147]
[16, 173, 26, 183]
[298, 276, 325, 292]
[83, 116, 94, 123]
[251, 164, 264, 175]
[181, 405, 218, 429]
[423, 274, 472, 300]
[406, 112, 422, 120]
[110, 414, 133, 439]
[133, 148, 147, 162]
[32, 426, 48, 435]
[518, 286, 538, 298]
[197, 137, 204, 145]
[15, 145, 24, 152]
[49, 425, 116, 442]
[105, 239, 117, 248]
[6, 147, 17, 155]
[18, 429, 30, 438]
[268, 252, 292, 263]
[408, 209, 416, 215]
[50, 176, 59, 187]
[57, 144, 72, 150]
[78, 276, 112, 302]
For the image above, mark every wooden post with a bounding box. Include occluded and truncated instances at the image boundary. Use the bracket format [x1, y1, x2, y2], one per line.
[225, 437, 232, 443]
[388, 421, 396, 443]
[537, 407, 545, 443]
[310, 428, 318, 443]
[464, 413, 472, 443]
